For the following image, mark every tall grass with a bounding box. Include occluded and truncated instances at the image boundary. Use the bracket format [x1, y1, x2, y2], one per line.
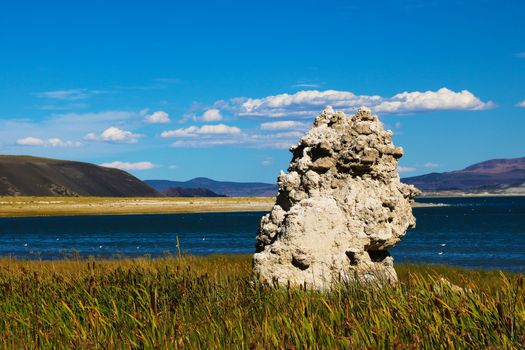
[0, 255, 523, 349]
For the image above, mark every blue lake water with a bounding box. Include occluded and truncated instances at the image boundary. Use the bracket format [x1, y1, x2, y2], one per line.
[0, 197, 524, 272]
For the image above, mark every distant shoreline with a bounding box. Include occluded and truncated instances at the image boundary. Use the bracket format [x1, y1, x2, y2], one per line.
[0, 197, 275, 218]
[0, 196, 461, 218]
[417, 193, 525, 198]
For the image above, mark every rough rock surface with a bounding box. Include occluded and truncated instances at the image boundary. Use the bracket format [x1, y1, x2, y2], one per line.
[253, 107, 420, 289]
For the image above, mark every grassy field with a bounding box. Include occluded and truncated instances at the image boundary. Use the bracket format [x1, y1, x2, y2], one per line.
[0, 255, 523, 349]
[0, 196, 275, 217]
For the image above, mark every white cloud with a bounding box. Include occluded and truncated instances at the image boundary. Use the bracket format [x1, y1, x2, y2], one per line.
[100, 161, 155, 170]
[161, 126, 199, 138]
[53, 111, 137, 124]
[398, 166, 417, 173]
[251, 131, 303, 139]
[84, 127, 142, 144]
[39, 103, 89, 111]
[47, 138, 82, 147]
[170, 139, 240, 148]
[374, 88, 493, 113]
[161, 124, 241, 138]
[199, 109, 223, 122]
[293, 82, 323, 88]
[16, 137, 81, 147]
[515, 52, 525, 58]
[35, 89, 108, 100]
[168, 164, 177, 169]
[16, 137, 45, 146]
[199, 124, 240, 134]
[424, 162, 439, 168]
[260, 120, 309, 130]
[516, 100, 525, 107]
[144, 110, 170, 124]
[224, 88, 492, 118]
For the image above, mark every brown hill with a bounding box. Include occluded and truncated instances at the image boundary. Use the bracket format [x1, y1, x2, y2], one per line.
[403, 157, 525, 192]
[0, 155, 163, 197]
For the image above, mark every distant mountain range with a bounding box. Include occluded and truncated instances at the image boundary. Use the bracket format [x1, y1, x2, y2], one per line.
[162, 187, 226, 197]
[0, 155, 162, 197]
[403, 157, 525, 195]
[145, 178, 278, 197]
[2, 155, 523, 198]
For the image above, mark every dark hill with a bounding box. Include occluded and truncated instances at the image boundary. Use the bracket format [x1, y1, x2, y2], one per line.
[0, 155, 163, 197]
[146, 177, 277, 197]
[162, 187, 226, 197]
[403, 157, 525, 192]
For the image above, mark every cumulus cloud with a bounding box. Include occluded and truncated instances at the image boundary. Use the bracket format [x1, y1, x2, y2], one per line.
[516, 100, 525, 107]
[223, 88, 492, 118]
[84, 127, 142, 144]
[16, 137, 81, 147]
[199, 109, 223, 122]
[16, 137, 45, 146]
[144, 110, 170, 124]
[260, 120, 309, 130]
[100, 161, 155, 170]
[398, 166, 417, 173]
[161, 124, 241, 138]
[35, 89, 109, 100]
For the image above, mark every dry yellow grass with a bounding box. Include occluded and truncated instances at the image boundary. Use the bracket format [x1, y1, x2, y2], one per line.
[0, 196, 275, 217]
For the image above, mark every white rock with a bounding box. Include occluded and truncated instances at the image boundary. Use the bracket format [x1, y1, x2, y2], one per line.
[253, 108, 420, 290]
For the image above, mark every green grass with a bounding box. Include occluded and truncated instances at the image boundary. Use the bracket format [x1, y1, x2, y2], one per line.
[0, 255, 523, 349]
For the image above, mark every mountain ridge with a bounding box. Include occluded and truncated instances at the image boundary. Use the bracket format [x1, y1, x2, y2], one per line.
[402, 157, 525, 194]
[145, 178, 278, 197]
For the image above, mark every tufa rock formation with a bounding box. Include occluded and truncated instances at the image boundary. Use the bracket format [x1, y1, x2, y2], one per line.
[253, 107, 420, 289]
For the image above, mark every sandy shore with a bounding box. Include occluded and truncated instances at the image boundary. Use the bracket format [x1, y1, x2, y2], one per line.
[0, 196, 448, 217]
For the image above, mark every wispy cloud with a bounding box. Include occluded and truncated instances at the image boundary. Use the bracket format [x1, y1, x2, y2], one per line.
[35, 89, 110, 101]
[84, 127, 142, 144]
[170, 139, 240, 148]
[39, 103, 90, 111]
[16, 137, 81, 147]
[218, 88, 493, 118]
[262, 157, 273, 166]
[516, 100, 525, 107]
[424, 162, 439, 168]
[260, 120, 309, 130]
[161, 124, 241, 138]
[292, 81, 324, 88]
[398, 166, 417, 173]
[144, 110, 171, 124]
[515, 52, 525, 58]
[153, 78, 180, 84]
[100, 161, 155, 170]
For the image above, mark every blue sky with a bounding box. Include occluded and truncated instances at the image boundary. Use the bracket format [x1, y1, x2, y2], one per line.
[0, 0, 524, 182]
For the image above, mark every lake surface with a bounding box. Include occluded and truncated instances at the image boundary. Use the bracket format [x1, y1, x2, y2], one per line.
[0, 197, 524, 272]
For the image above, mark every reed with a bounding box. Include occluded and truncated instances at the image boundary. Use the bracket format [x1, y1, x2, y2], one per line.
[0, 255, 523, 349]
